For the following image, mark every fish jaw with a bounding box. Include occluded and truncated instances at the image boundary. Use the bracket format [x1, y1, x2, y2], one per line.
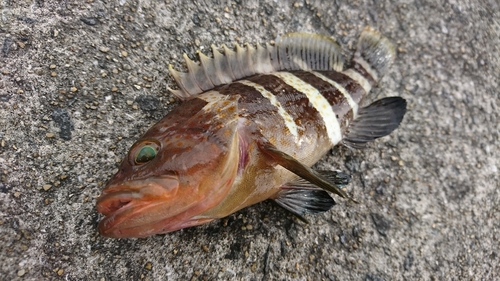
[97, 175, 188, 238]
[97, 174, 237, 238]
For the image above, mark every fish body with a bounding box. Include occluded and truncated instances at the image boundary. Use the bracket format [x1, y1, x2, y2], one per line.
[97, 27, 407, 238]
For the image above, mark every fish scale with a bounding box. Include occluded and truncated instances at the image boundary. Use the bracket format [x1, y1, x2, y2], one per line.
[96, 27, 407, 238]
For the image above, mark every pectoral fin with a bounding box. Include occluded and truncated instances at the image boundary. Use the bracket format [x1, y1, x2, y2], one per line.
[344, 97, 407, 145]
[258, 142, 355, 201]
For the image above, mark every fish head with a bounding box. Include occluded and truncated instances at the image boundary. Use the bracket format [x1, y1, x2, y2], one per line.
[97, 95, 242, 238]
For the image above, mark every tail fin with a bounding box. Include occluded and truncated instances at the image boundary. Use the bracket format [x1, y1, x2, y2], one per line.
[352, 27, 395, 83]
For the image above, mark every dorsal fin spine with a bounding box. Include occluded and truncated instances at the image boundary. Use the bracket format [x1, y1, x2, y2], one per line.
[189, 53, 216, 91]
[223, 45, 240, 80]
[244, 43, 256, 74]
[168, 64, 200, 100]
[255, 43, 274, 73]
[212, 44, 233, 85]
[235, 44, 246, 78]
[182, 54, 204, 93]
[198, 51, 221, 86]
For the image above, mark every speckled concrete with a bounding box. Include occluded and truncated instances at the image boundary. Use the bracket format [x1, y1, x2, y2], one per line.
[0, 0, 498, 280]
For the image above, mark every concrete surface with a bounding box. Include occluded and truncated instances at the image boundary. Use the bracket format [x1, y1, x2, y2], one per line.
[0, 0, 498, 280]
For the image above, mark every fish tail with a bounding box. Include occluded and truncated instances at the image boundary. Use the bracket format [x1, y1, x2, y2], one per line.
[352, 27, 395, 85]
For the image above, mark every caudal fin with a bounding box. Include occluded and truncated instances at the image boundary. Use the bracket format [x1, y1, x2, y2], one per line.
[352, 27, 395, 83]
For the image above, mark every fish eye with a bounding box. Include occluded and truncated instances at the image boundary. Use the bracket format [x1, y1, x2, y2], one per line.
[133, 142, 159, 165]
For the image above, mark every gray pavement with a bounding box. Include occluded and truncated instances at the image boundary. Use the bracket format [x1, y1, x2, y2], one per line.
[0, 0, 498, 280]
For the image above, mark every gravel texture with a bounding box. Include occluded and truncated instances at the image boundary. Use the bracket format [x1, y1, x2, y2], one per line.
[0, 0, 498, 280]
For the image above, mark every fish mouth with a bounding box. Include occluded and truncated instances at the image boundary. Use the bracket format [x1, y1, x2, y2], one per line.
[97, 190, 141, 217]
[96, 176, 183, 238]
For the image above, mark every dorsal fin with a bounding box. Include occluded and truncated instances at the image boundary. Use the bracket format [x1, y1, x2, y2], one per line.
[168, 33, 344, 100]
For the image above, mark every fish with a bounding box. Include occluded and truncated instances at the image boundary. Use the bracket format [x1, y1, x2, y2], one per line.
[96, 27, 407, 238]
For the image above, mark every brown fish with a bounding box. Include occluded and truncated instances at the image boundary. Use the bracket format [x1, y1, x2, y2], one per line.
[96, 27, 406, 238]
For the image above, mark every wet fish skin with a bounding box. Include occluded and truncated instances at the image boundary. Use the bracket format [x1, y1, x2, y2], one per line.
[96, 27, 406, 238]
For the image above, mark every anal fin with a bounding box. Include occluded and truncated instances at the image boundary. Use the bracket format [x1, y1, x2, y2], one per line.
[344, 97, 407, 145]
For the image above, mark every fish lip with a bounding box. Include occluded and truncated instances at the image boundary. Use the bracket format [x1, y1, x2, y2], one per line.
[96, 175, 180, 237]
[96, 190, 141, 217]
